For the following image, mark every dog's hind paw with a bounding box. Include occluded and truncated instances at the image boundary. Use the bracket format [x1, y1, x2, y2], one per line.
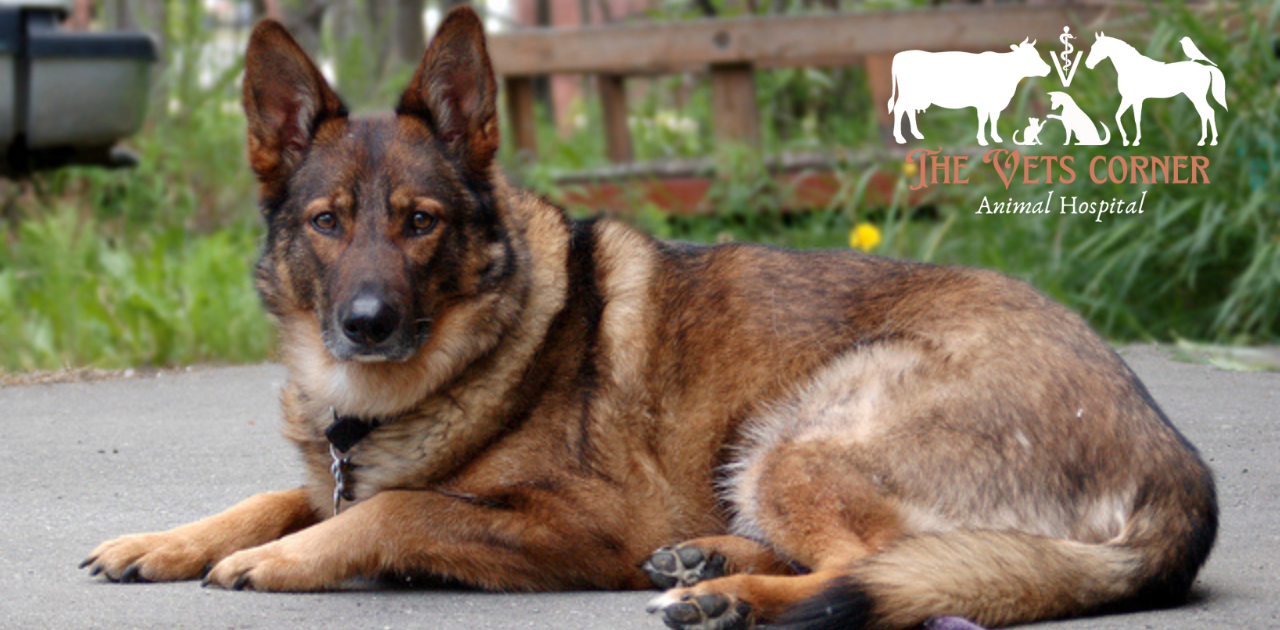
[643, 545, 728, 589]
[647, 589, 752, 630]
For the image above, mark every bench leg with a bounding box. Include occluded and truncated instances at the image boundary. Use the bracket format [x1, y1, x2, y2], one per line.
[505, 76, 538, 159]
[599, 74, 633, 163]
[710, 63, 759, 147]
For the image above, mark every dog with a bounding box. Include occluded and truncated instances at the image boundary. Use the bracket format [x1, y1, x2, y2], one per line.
[1046, 91, 1112, 145]
[83, 9, 1216, 630]
[1012, 117, 1048, 145]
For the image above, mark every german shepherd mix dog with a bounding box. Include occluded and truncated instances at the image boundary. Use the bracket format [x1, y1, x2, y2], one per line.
[84, 8, 1217, 630]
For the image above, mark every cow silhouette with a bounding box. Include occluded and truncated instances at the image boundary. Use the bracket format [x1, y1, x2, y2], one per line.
[888, 38, 1051, 146]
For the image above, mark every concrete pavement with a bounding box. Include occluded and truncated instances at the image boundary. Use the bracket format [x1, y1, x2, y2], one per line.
[1, 345, 1276, 629]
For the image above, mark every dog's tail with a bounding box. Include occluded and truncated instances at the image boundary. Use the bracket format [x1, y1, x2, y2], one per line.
[1208, 66, 1228, 111]
[1098, 119, 1111, 144]
[771, 494, 1216, 629]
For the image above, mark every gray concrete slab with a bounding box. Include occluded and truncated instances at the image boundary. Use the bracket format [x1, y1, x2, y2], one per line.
[0, 345, 1276, 630]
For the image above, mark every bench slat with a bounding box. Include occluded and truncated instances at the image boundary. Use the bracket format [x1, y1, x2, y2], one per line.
[489, 5, 1109, 76]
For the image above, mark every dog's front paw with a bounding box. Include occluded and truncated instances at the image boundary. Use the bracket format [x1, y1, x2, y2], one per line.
[202, 538, 338, 592]
[643, 545, 728, 589]
[82, 531, 214, 583]
[647, 588, 753, 630]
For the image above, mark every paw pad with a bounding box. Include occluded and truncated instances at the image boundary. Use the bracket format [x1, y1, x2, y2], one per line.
[643, 545, 727, 589]
[649, 591, 751, 630]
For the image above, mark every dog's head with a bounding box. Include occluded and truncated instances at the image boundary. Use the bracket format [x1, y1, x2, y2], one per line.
[1046, 91, 1068, 110]
[243, 8, 518, 370]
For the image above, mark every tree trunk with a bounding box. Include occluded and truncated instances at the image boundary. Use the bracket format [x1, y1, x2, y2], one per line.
[279, 0, 328, 57]
[396, 0, 426, 63]
[533, 0, 552, 120]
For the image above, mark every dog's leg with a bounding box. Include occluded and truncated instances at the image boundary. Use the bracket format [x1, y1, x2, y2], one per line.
[649, 440, 903, 629]
[82, 488, 318, 582]
[642, 535, 796, 589]
[202, 486, 649, 591]
[748, 441, 902, 571]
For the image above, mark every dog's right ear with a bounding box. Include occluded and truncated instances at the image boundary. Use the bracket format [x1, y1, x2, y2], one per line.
[397, 7, 498, 181]
[242, 20, 347, 192]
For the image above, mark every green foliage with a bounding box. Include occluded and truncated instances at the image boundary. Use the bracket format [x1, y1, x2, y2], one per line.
[0, 207, 272, 371]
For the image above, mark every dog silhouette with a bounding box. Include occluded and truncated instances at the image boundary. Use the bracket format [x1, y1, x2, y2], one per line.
[1045, 91, 1111, 146]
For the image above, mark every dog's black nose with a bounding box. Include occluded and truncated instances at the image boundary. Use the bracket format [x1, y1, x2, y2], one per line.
[340, 294, 400, 346]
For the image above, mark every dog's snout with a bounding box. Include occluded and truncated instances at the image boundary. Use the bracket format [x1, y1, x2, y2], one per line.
[341, 294, 401, 346]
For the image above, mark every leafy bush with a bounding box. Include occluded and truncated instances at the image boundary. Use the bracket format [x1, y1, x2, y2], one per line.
[0, 206, 272, 371]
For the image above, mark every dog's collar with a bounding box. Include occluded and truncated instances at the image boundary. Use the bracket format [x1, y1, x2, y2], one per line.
[325, 409, 384, 453]
[324, 408, 386, 516]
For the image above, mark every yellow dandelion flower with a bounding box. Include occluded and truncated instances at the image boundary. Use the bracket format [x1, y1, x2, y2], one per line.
[902, 160, 918, 178]
[849, 223, 882, 252]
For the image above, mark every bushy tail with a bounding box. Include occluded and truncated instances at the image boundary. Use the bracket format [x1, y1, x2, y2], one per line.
[772, 514, 1215, 630]
[1208, 66, 1227, 111]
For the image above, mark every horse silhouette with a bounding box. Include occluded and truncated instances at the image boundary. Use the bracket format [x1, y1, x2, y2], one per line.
[888, 38, 1050, 146]
[1084, 32, 1227, 146]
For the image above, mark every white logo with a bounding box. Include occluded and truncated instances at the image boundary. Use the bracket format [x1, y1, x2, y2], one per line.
[1084, 32, 1227, 146]
[1052, 26, 1082, 87]
[1045, 91, 1110, 145]
[887, 38, 1050, 147]
[888, 31, 1227, 147]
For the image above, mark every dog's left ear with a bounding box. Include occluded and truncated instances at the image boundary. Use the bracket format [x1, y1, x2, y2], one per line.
[398, 7, 498, 178]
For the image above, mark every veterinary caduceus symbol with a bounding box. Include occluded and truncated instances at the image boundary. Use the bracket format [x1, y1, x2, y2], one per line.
[1052, 26, 1082, 86]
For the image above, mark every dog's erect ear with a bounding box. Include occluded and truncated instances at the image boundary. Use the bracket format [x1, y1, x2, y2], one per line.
[397, 6, 499, 178]
[242, 19, 347, 188]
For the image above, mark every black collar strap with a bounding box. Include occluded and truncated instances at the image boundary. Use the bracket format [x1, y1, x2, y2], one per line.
[325, 408, 383, 453]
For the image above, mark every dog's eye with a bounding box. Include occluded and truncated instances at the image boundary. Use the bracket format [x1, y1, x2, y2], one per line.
[409, 211, 438, 235]
[311, 212, 338, 234]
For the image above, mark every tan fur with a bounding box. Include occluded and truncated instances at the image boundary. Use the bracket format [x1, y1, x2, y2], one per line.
[84, 8, 1216, 630]
[84, 489, 316, 582]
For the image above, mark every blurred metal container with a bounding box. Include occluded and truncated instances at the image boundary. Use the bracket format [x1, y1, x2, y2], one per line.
[0, 0, 158, 174]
